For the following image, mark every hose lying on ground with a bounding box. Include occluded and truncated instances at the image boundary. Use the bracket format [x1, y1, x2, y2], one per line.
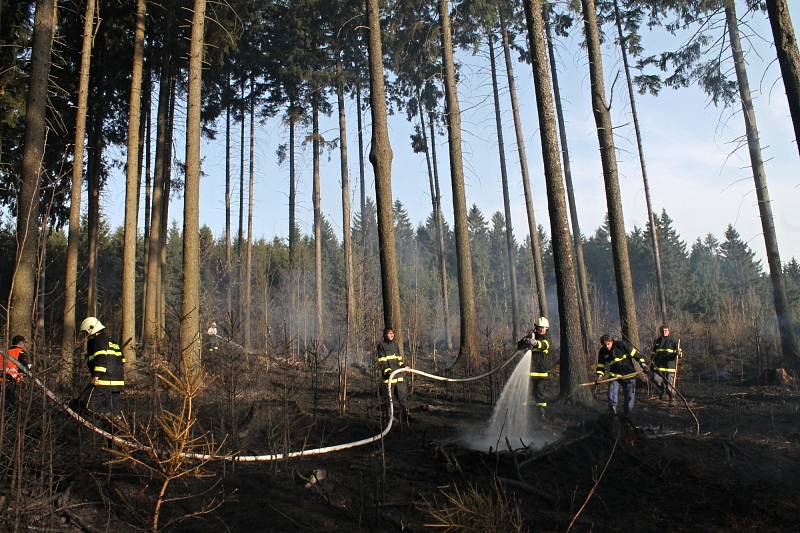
[5, 349, 528, 462]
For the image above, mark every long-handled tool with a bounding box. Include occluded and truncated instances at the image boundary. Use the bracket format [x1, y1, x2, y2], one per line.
[673, 339, 682, 393]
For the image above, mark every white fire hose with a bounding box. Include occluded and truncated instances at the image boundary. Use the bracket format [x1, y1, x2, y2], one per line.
[7, 349, 529, 462]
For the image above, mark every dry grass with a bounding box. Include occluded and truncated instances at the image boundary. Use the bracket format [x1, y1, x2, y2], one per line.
[420, 481, 528, 532]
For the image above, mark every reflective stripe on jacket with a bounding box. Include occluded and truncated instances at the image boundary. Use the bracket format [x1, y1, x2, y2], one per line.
[87, 334, 125, 391]
[376, 340, 404, 384]
[651, 335, 680, 368]
[596, 339, 645, 379]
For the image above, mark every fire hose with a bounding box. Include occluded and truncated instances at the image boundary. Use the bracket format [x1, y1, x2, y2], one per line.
[577, 340, 700, 436]
[4, 348, 529, 462]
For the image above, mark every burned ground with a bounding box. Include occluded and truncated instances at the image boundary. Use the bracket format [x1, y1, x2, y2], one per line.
[2, 354, 799, 532]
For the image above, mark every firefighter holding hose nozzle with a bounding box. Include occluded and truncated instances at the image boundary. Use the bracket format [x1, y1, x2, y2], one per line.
[518, 317, 551, 415]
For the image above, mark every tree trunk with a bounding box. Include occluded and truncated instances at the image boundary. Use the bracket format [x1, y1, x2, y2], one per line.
[143, 58, 171, 351]
[180, 0, 207, 374]
[499, 11, 548, 321]
[288, 108, 297, 351]
[581, 0, 639, 348]
[86, 45, 104, 319]
[336, 54, 356, 359]
[543, 10, 593, 349]
[613, 0, 667, 325]
[365, 0, 403, 352]
[488, 29, 520, 341]
[439, 0, 478, 368]
[121, 0, 147, 367]
[522, 0, 590, 402]
[238, 77, 245, 260]
[726, 0, 799, 360]
[61, 0, 95, 380]
[159, 75, 176, 333]
[243, 79, 254, 352]
[767, 0, 800, 159]
[10, 0, 57, 341]
[225, 66, 232, 320]
[141, 78, 152, 336]
[419, 101, 452, 351]
[356, 83, 366, 221]
[312, 98, 323, 342]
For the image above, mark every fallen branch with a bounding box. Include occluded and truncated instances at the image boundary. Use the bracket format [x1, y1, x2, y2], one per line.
[495, 476, 553, 502]
[567, 439, 617, 532]
[518, 430, 593, 469]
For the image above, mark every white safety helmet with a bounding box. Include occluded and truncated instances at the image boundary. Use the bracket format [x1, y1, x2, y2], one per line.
[79, 317, 105, 336]
[534, 317, 549, 329]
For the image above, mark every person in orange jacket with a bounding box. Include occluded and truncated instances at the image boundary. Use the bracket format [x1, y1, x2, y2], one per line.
[2, 335, 30, 408]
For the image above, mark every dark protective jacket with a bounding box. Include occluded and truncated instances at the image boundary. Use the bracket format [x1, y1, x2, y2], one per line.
[2, 345, 28, 382]
[596, 339, 645, 379]
[376, 339, 405, 384]
[518, 330, 551, 378]
[87, 333, 125, 391]
[651, 335, 680, 371]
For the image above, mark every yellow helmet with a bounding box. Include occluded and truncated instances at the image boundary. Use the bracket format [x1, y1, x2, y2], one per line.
[79, 317, 105, 335]
[534, 317, 549, 329]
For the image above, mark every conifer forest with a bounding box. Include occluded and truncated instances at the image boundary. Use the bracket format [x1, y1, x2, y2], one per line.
[1, 0, 800, 530]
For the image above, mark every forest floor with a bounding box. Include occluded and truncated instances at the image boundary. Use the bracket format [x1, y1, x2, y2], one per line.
[4, 351, 800, 532]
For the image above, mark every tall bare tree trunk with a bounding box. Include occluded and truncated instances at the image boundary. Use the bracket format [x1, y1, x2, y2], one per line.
[419, 101, 452, 351]
[581, 0, 639, 348]
[180, 0, 207, 374]
[356, 84, 366, 220]
[225, 66, 232, 320]
[365, 0, 403, 351]
[439, 0, 478, 368]
[488, 29, 520, 341]
[143, 58, 171, 351]
[238, 77, 245, 260]
[141, 80, 152, 335]
[499, 11, 548, 320]
[312, 98, 323, 342]
[726, 0, 798, 360]
[336, 54, 356, 358]
[288, 107, 297, 352]
[121, 0, 147, 367]
[522, 0, 590, 402]
[159, 76, 175, 333]
[613, 0, 667, 324]
[243, 79, 254, 352]
[766, 0, 800, 159]
[86, 44, 104, 318]
[61, 0, 95, 380]
[11, 0, 57, 342]
[543, 10, 592, 347]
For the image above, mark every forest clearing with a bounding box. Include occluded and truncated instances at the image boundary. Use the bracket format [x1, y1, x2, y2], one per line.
[2, 0, 800, 531]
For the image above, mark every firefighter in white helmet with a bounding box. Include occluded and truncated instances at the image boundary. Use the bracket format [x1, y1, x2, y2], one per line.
[517, 317, 551, 413]
[79, 317, 125, 415]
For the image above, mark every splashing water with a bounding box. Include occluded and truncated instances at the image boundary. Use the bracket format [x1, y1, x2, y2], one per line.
[463, 350, 561, 452]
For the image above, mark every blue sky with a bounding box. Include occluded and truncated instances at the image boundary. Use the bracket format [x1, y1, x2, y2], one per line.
[103, 0, 800, 265]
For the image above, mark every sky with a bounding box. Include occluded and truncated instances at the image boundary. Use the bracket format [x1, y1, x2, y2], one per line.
[102, 0, 800, 266]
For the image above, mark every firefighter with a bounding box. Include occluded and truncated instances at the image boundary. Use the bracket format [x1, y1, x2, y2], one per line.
[375, 326, 409, 422]
[650, 325, 681, 402]
[517, 317, 551, 413]
[595, 334, 647, 416]
[2, 335, 30, 408]
[79, 317, 125, 416]
[206, 322, 219, 354]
